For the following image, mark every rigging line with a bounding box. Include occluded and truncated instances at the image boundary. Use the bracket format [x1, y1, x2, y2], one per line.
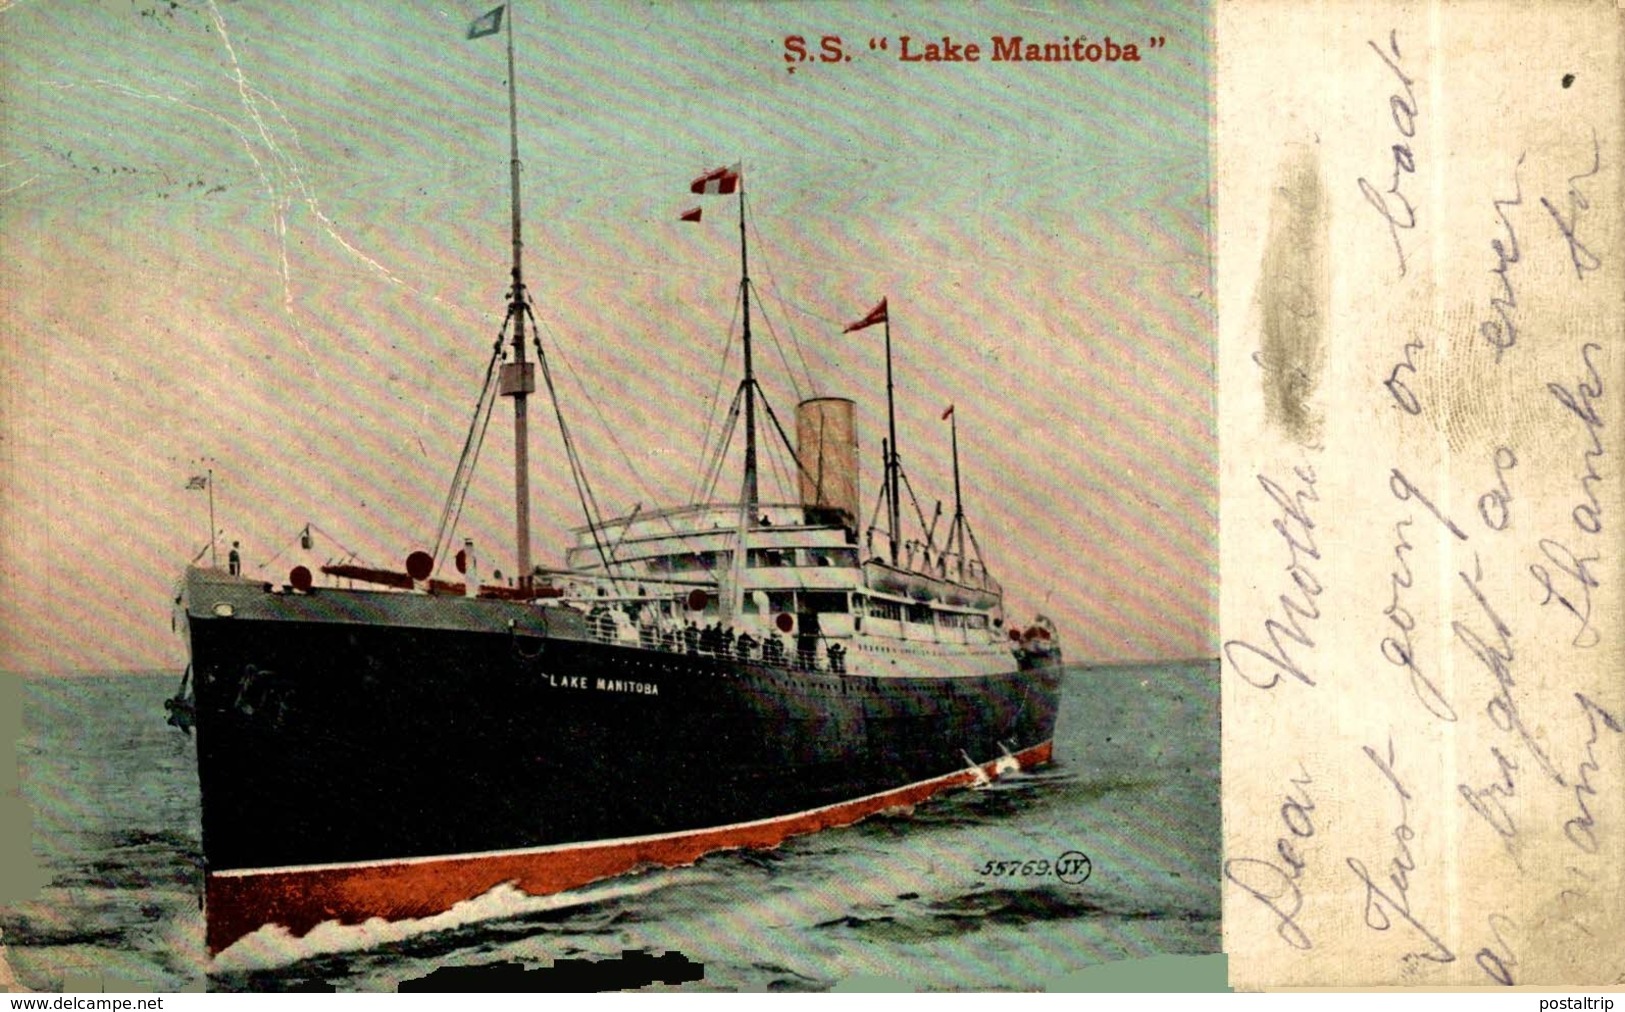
[526, 310, 700, 547]
[256, 521, 373, 571]
[760, 422, 791, 504]
[863, 458, 889, 554]
[690, 286, 745, 504]
[431, 323, 508, 569]
[529, 321, 619, 589]
[523, 327, 744, 555]
[898, 468, 935, 548]
[752, 283, 807, 405]
[700, 384, 744, 505]
[752, 384, 823, 500]
[701, 397, 741, 504]
[254, 530, 305, 571]
[961, 517, 993, 585]
[530, 307, 671, 518]
[307, 524, 371, 566]
[754, 283, 845, 330]
[745, 213, 819, 395]
[440, 373, 501, 569]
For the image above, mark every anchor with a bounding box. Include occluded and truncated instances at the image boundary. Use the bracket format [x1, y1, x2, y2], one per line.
[164, 664, 196, 735]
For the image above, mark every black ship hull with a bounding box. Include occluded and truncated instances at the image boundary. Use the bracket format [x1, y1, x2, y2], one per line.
[182, 569, 1063, 954]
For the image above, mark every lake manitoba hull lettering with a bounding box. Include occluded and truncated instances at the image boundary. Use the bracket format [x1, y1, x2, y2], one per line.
[173, 4, 1064, 957]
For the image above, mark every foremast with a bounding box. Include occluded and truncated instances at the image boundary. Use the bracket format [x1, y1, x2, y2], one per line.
[493, 4, 537, 588]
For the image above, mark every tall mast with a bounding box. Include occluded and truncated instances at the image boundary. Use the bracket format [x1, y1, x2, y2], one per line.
[208, 465, 216, 567]
[496, 4, 536, 587]
[738, 186, 758, 513]
[725, 180, 755, 626]
[884, 314, 900, 567]
[950, 409, 964, 581]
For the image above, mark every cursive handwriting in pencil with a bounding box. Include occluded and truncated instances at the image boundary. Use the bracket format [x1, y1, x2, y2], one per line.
[1478, 156, 1524, 361]
[1224, 763, 1317, 950]
[1533, 340, 1605, 648]
[1358, 30, 1419, 278]
[1541, 127, 1602, 280]
[1224, 466, 1323, 691]
[1476, 447, 1517, 533]
[1562, 693, 1624, 855]
[1345, 737, 1462, 968]
[1380, 515, 1456, 722]
[1345, 736, 1455, 966]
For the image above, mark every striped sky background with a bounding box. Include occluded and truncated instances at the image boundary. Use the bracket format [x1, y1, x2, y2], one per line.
[0, 0, 1212, 672]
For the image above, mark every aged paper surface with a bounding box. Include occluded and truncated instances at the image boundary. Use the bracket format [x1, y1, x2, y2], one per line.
[1219, 0, 1624, 989]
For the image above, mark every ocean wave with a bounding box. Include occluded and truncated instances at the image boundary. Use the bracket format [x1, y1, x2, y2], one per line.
[0, 887, 193, 950]
[49, 829, 201, 890]
[811, 885, 1215, 943]
[210, 872, 713, 974]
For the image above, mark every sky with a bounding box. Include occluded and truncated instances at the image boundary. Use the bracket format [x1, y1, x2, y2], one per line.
[0, 0, 1212, 672]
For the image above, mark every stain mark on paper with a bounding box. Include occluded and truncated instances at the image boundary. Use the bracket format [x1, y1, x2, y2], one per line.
[1255, 144, 1330, 447]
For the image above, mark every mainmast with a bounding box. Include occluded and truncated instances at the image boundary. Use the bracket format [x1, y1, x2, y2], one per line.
[687, 162, 754, 621]
[727, 180, 755, 625]
[738, 186, 759, 514]
[843, 298, 897, 564]
[493, 5, 536, 587]
[883, 312, 900, 567]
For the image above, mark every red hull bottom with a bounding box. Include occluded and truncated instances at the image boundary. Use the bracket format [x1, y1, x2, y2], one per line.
[205, 740, 1053, 955]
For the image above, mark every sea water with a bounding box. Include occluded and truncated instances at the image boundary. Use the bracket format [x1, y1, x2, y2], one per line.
[2, 662, 1218, 992]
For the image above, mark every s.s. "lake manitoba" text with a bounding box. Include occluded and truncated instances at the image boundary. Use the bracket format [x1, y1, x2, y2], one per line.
[783, 34, 1168, 72]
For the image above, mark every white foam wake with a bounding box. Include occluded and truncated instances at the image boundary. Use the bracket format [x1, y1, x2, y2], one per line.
[211, 871, 709, 972]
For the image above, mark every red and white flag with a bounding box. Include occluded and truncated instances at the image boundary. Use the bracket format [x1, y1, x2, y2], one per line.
[678, 207, 703, 222]
[843, 298, 888, 333]
[690, 163, 742, 195]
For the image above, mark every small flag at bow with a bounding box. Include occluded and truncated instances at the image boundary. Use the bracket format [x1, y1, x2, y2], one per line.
[690, 163, 742, 195]
[942, 404, 955, 420]
[467, 5, 504, 39]
[843, 298, 888, 333]
[678, 207, 703, 223]
[185, 475, 208, 490]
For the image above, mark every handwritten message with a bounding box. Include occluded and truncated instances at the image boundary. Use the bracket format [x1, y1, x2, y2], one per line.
[1220, 1, 1622, 989]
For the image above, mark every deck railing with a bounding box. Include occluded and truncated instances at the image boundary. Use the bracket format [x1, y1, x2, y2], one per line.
[583, 610, 847, 673]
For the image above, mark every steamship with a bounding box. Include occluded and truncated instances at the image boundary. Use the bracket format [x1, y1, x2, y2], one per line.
[173, 5, 1062, 957]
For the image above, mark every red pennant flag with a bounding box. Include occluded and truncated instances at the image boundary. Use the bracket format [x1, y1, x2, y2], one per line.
[942, 404, 954, 420]
[678, 207, 702, 222]
[690, 163, 742, 195]
[843, 298, 888, 333]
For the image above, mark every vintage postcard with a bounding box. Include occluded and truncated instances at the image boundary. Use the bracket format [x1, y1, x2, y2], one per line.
[1, 0, 1217, 993]
[1219, 0, 1623, 990]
